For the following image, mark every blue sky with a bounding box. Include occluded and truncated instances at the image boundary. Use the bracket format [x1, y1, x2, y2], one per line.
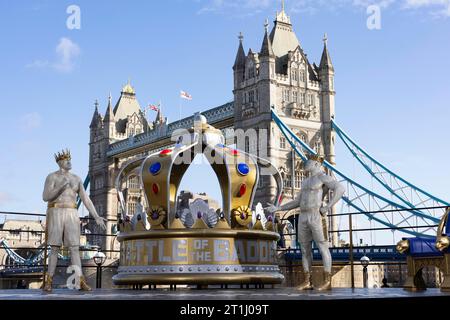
[0, 0, 449, 241]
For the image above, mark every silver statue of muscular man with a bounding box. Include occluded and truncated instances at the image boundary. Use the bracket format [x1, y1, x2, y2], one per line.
[269, 154, 344, 290]
[42, 149, 106, 292]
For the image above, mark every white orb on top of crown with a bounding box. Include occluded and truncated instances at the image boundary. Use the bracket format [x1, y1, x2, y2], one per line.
[202, 129, 224, 147]
[194, 113, 207, 125]
[192, 112, 225, 147]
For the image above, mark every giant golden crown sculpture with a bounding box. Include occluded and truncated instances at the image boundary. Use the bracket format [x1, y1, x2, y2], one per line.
[113, 113, 284, 286]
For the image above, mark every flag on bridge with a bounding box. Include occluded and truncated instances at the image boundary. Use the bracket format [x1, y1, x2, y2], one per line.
[148, 104, 160, 112]
[180, 90, 193, 101]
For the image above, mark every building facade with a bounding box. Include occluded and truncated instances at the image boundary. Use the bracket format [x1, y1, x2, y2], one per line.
[88, 7, 338, 253]
[0, 220, 45, 268]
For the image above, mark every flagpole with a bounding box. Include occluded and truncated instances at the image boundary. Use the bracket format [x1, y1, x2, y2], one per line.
[144, 102, 148, 122]
[179, 90, 182, 120]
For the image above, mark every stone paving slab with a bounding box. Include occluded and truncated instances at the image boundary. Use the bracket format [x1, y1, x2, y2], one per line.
[0, 288, 448, 300]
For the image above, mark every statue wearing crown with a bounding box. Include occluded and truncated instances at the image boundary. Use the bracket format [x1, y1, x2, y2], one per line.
[42, 149, 106, 292]
[269, 154, 345, 291]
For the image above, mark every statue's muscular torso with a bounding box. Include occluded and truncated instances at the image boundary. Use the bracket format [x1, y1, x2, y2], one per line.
[299, 173, 326, 212]
[45, 171, 81, 204]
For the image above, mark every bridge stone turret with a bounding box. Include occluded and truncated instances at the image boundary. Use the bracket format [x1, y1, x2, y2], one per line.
[88, 82, 152, 254]
[232, 5, 338, 245]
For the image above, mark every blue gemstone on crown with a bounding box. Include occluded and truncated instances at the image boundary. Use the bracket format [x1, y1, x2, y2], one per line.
[237, 163, 250, 175]
[150, 162, 162, 175]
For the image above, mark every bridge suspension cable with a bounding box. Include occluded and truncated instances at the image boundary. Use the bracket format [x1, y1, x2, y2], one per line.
[76, 175, 91, 209]
[331, 120, 449, 217]
[0, 239, 63, 266]
[271, 108, 443, 238]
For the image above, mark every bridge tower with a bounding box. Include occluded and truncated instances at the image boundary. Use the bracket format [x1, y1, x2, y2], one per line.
[232, 5, 338, 246]
[88, 83, 150, 256]
[88, 95, 116, 253]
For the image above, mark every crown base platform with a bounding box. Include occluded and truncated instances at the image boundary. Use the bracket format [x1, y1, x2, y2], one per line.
[112, 229, 284, 286]
[113, 273, 284, 286]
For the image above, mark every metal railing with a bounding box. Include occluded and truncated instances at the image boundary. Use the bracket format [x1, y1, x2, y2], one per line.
[0, 206, 447, 289]
[0, 210, 121, 289]
[276, 205, 449, 288]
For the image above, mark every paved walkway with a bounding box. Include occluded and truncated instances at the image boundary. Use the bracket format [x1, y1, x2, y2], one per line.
[0, 288, 448, 300]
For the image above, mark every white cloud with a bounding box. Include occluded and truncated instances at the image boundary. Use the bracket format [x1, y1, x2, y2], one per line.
[19, 112, 42, 131]
[352, 0, 396, 8]
[53, 37, 81, 72]
[405, 0, 447, 7]
[197, 0, 450, 18]
[198, 0, 394, 15]
[197, 0, 271, 15]
[26, 59, 50, 69]
[290, 0, 396, 14]
[403, 0, 450, 17]
[26, 37, 81, 73]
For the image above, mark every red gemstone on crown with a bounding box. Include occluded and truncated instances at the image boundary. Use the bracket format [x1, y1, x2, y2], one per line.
[231, 149, 239, 156]
[238, 184, 247, 197]
[152, 183, 159, 194]
[160, 149, 172, 156]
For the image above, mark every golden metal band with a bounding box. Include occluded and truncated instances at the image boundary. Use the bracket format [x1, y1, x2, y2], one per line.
[116, 228, 280, 242]
[48, 202, 77, 209]
[113, 273, 284, 285]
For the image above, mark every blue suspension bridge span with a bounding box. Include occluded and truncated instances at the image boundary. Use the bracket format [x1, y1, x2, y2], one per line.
[1, 109, 448, 277]
[271, 108, 448, 241]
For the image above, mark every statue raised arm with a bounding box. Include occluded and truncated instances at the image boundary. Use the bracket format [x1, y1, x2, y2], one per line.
[269, 154, 344, 291]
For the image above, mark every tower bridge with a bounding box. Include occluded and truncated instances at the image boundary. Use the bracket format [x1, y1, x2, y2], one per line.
[87, 3, 448, 257]
[88, 6, 341, 252]
[1, 4, 447, 287]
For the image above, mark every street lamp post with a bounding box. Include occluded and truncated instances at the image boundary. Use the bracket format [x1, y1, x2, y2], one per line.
[360, 255, 370, 288]
[93, 250, 106, 289]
